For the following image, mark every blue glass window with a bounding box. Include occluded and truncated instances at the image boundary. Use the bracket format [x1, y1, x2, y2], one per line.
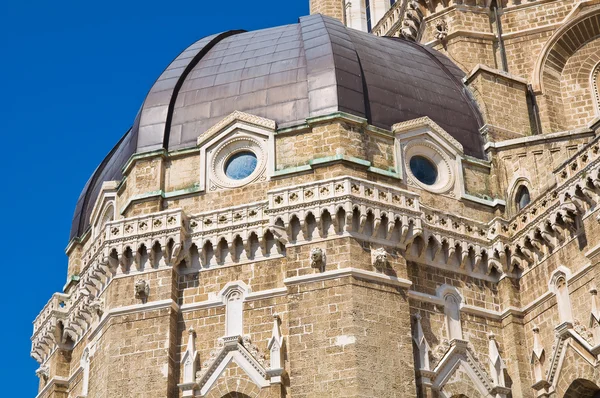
[225, 151, 257, 180]
[366, 0, 372, 32]
[409, 156, 438, 185]
[516, 186, 531, 210]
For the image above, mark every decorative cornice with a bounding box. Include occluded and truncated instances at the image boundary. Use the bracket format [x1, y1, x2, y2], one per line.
[284, 267, 412, 289]
[392, 116, 463, 155]
[197, 111, 276, 147]
[464, 64, 529, 86]
[484, 128, 594, 152]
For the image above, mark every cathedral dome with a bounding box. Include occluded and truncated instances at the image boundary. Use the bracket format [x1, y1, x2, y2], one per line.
[69, 14, 483, 241]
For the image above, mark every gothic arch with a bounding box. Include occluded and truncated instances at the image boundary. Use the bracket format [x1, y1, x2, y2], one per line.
[203, 376, 261, 398]
[93, 202, 115, 238]
[551, 337, 600, 397]
[508, 177, 533, 216]
[531, 8, 600, 132]
[533, 8, 600, 93]
[564, 379, 600, 398]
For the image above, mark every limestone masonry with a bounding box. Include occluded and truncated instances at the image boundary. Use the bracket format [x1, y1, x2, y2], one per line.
[32, 1, 600, 397]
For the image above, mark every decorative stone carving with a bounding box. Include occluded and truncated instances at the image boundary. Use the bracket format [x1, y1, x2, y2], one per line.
[573, 319, 594, 345]
[35, 365, 49, 380]
[134, 279, 149, 300]
[242, 335, 267, 367]
[309, 247, 325, 271]
[225, 288, 244, 337]
[267, 314, 285, 384]
[589, 287, 600, 344]
[431, 339, 451, 368]
[530, 325, 545, 383]
[438, 285, 463, 340]
[401, 0, 423, 41]
[89, 297, 104, 318]
[488, 332, 506, 387]
[31, 141, 600, 365]
[412, 314, 430, 371]
[372, 247, 389, 268]
[178, 327, 199, 397]
[200, 338, 225, 374]
[550, 269, 573, 324]
[81, 348, 90, 396]
[434, 19, 448, 41]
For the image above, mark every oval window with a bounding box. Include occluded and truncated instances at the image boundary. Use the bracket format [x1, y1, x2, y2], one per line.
[225, 151, 258, 180]
[409, 156, 438, 186]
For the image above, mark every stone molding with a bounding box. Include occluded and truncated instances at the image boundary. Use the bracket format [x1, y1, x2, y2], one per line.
[32, 130, 600, 363]
[531, 1, 600, 92]
[534, 321, 600, 394]
[283, 267, 412, 288]
[196, 336, 270, 396]
[419, 338, 510, 398]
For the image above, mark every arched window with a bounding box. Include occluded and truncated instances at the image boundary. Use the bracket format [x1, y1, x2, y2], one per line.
[555, 276, 573, 324]
[444, 294, 462, 340]
[225, 289, 244, 337]
[94, 203, 115, 238]
[593, 62, 600, 114]
[515, 185, 531, 211]
[81, 348, 90, 396]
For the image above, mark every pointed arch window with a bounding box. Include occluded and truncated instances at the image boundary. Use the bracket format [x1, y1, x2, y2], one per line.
[515, 185, 531, 211]
[81, 348, 90, 396]
[444, 294, 462, 340]
[554, 276, 573, 324]
[225, 289, 244, 337]
[94, 203, 115, 239]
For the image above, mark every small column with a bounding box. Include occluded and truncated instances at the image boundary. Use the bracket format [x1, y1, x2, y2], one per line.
[178, 327, 199, 397]
[412, 314, 430, 371]
[488, 333, 505, 387]
[267, 314, 286, 384]
[530, 326, 545, 383]
[589, 287, 600, 345]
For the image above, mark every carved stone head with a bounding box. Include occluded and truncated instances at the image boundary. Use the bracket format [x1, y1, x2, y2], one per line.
[373, 247, 389, 268]
[89, 297, 105, 317]
[434, 19, 448, 41]
[134, 279, 149, 299]
[309, 247, 325, 271]
[35, 365, 49, 381]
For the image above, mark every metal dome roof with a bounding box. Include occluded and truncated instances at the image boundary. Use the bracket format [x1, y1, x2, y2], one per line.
[69, 14, 484, 241]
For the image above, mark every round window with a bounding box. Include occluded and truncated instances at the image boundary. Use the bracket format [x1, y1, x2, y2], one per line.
[409, 156, 438, 185]
[225, 151, 258, 180]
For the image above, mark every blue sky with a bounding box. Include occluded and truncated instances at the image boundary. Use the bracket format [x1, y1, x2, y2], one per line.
[0, 0, 307, 394]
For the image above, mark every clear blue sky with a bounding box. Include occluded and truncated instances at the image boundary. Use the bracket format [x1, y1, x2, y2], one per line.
[0, 0, 307, 394]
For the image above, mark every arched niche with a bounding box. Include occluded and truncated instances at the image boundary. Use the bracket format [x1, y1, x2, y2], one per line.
[564, 379, 600, 398]
[532, 9, 600, 132]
